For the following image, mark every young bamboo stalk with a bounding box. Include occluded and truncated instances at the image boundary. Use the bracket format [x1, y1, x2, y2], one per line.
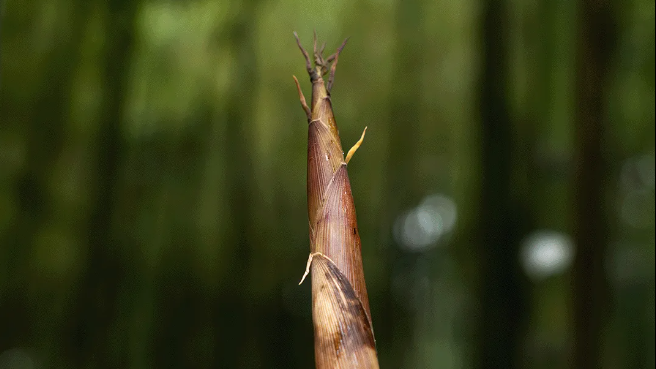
[294, 32, 379, 369]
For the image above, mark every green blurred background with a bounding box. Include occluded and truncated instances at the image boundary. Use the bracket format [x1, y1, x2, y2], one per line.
[0, 0, 654, 368]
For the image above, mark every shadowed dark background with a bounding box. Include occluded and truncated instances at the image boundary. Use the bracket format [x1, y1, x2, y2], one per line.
[0, 0, 654, 368]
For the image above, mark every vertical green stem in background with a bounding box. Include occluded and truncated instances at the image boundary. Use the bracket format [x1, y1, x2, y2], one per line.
[572, 0, 614, 367]
[477, 0, 528, 368]
[68, 0, 138, 366]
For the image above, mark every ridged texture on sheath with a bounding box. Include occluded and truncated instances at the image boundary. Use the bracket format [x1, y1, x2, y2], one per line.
[307, 94, 372, 320]
[311, 254, 378, 369]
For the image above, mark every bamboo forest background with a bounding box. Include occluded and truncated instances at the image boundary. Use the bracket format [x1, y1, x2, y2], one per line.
[0, 0, 654, 368]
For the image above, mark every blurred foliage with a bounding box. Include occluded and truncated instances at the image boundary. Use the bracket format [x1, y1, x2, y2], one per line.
[0, 0, 654, 368]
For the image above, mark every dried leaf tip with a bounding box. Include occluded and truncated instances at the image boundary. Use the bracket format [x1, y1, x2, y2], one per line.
[345, 126, 368, 164]
[299, 252, 336, 285]
[293, 31, 313, 76]
[292, 75, 311, 121]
